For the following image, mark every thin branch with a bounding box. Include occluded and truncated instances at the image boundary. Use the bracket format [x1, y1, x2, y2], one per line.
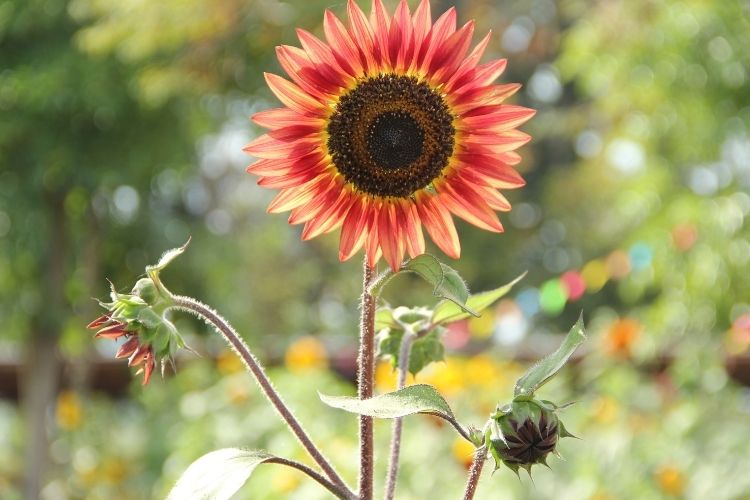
[462, 445, 488, 500]
[267, 457, 356, 500]
[383, 329, 416, 500]
[357, 257, 376, 500]
[170, 295, 355, 499]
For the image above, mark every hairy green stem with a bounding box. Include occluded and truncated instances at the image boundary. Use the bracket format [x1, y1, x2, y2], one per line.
[383, 328, 416, 500]
[170, 295, 356, 499]
[358, 257, 376, 500]
[462, 445, 488, 500]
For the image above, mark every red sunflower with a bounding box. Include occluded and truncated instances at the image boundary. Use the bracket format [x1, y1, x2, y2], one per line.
[245, 0, 535, 271]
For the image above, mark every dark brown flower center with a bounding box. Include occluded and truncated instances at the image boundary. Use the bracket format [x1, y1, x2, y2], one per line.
[326, 74, 455, 198]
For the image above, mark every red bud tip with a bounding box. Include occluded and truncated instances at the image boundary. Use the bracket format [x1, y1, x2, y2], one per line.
[115, 337, 140, 359]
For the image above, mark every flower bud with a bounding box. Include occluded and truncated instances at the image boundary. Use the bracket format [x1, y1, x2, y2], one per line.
[488, 398, 573, 474]
[89, 279, 184, 385]
[132, 278, 159, 306]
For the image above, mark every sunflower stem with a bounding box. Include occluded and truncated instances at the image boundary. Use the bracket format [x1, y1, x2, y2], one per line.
[170, 295, 355, 499]
[462, 445, 488, 500]
[357, 257, 376, 500]
[383, 327, 416, 500]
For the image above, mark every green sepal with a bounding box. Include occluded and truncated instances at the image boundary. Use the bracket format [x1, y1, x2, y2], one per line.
[145, 237, 190, 298]
[137, 306, 163, 329]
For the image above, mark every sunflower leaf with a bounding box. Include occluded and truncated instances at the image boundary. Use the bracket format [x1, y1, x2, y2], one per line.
[375, 307, 399, 331]
[431, 272, 527, 325]
[377, 328, 445, 375]
[387, 254, 477, 315]
[513, 314, 586, 397]
[320, 384, 455, 420]
[166, 448, 272, 500]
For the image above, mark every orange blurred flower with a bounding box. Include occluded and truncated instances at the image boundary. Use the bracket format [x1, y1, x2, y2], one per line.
[654, 465, 686, 496]
[604, 318, 641, 358]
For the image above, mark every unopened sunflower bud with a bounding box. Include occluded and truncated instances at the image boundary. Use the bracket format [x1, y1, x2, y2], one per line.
[488, 398, 574, 474]
[89, 278, 186, 385]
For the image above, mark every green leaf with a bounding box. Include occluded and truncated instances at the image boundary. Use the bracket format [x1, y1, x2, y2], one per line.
[431, 272, 526, 325]
[399, 255, 476, 314]
[375, 307, 398, 331]
[377, 329, 445, 375]
[166, 448, 272, 500]
[320, 384, 455, 421]
[513, 315, 586, 397]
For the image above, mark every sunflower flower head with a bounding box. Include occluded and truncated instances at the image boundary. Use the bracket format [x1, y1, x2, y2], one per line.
[245, 0, 535, 270]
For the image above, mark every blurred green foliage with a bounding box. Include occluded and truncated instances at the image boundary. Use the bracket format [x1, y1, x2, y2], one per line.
[1, 0, 749, 498]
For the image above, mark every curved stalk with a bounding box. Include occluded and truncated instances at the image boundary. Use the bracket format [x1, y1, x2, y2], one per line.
[357, 257, 376, 500]
[170, 295, 356, 499]
[383, 328, 416, 500]
[462, 445, 488, 500]
[268, 457, 355, 500]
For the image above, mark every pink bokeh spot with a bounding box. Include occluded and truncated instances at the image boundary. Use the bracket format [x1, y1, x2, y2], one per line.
[561, 270, 586, 301]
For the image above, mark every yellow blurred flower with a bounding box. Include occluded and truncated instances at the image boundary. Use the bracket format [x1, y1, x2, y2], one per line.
[452, 438, 476, 470]
[465, 354, 499, 389]
[589, 492, 615, 500]
[271, 466, 301, 494]
[421, 358, 465, 397]
[226, 375, 250, 405]
[284, 336, 328, 373]
[101, 457, 129, 484]
[375, 360, 398, 391]
[591, 396, 619, 425]
[582, 259, 609, 292]
[468, 313, 495, 340]
[375, 360, 415, 392]
[216, 349, 244, 375]
[56, 390, 82, 430]
[654, 465, 685, 496]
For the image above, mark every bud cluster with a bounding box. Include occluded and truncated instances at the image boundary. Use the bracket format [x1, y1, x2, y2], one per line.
[89, 278, 185, 385]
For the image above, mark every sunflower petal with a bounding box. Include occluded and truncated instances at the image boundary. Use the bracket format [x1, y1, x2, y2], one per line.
[416, 192, 461, 259]
[266, 174, 331, 213]
[439, 179, 504, 232]
[370, 0, 391, 69]
[252, 108, 325, 130]
[444, 30, 492, 92]
[264, 73, 326, 116]
[390, 0, 412, 71]
[324, 10, 364, 76]
[418, 7, 456, 74]
[339, 196, 369, 261]
[378, 201, 405, 271]
[347, 0, 378, 73]
[399, 200, 426, 257]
